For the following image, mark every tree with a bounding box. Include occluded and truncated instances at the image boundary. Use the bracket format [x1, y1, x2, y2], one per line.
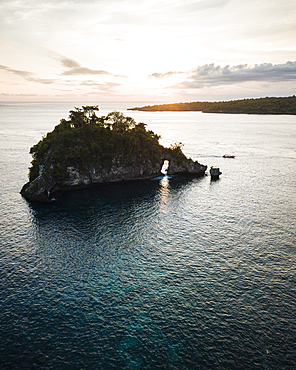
[69, 105, 99, 128]
[103, 111, 136, 133]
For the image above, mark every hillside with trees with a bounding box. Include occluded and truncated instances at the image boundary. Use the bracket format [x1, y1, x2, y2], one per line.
[22, 106, 206, 202]
[28, 106, 163, 183]
[128, 96, 296, 115]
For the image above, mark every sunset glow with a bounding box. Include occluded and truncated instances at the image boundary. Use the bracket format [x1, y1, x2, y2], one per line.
[1, 0, 295, 102]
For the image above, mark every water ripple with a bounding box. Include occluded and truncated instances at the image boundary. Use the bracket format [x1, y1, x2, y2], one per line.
[1, 107, 296, 369]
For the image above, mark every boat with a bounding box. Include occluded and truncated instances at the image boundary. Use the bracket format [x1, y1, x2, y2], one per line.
[223, 154, 235, 158]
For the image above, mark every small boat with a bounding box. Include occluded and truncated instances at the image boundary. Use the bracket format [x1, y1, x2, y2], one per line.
[223, 154, 235, 158]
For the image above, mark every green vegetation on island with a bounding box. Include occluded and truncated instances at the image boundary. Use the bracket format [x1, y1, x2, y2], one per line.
[29, 106, 163, 183]
[128, 96, 296, 115]
[22, 106, 207, 202]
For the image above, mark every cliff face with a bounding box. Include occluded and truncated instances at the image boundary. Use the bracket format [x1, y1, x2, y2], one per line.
[20, 153, 207, 203]
[167, 156, 206, 176]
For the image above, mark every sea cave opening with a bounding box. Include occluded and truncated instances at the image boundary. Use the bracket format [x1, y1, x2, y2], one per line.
[161, 160, 169, 175]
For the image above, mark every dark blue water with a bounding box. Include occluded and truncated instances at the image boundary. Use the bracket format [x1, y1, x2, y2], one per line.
[0, 103, 295, 369]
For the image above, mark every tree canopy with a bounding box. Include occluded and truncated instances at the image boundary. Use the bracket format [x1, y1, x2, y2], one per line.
[69, 105, 100, 128]
[29, 108, 162, 182]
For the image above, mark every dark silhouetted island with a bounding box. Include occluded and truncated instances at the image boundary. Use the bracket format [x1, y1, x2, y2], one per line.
[128, 96, 296, 115]
[21, 106, 207, 202]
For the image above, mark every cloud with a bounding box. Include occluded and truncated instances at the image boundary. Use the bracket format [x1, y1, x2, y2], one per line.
[0, 65, 32, 78]
[26, 77, 55, 84]
[0, 93, 38, 97]
[55, 56, 126, 78]
[80, 80, 121, 92]
[150, 61, 296, 89]
[58, 56, 112, 76]
[149, 71, 185, 78]
[0, 64, 55, 84]
[0, 56, 126, 92]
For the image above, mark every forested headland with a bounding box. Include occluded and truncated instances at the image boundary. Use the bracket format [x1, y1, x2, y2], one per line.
[128, 96, 296, 115]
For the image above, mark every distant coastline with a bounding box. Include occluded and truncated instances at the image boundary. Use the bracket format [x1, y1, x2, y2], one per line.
[128, 96, 296, 115]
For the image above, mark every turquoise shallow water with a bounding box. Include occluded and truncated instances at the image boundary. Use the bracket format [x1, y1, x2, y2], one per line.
[0, 103, 295, 369]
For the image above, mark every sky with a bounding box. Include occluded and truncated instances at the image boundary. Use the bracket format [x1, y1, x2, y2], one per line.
[0, 0, 296, 102]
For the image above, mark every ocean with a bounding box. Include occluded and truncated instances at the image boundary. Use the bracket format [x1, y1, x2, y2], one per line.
[0, 102, 295, 369]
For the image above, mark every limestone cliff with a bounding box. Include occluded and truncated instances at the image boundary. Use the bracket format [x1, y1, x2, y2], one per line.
[21, 152, 206, 202]
[20, 108, 207, 202]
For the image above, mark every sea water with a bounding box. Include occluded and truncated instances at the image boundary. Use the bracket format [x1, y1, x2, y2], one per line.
[0, 102, 295, 369]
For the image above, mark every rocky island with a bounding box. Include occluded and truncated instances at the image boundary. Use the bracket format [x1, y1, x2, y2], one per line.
[21, 106, 207, 202]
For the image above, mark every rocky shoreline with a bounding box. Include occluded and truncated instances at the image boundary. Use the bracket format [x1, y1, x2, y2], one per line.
[21, 153, 207, 203]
